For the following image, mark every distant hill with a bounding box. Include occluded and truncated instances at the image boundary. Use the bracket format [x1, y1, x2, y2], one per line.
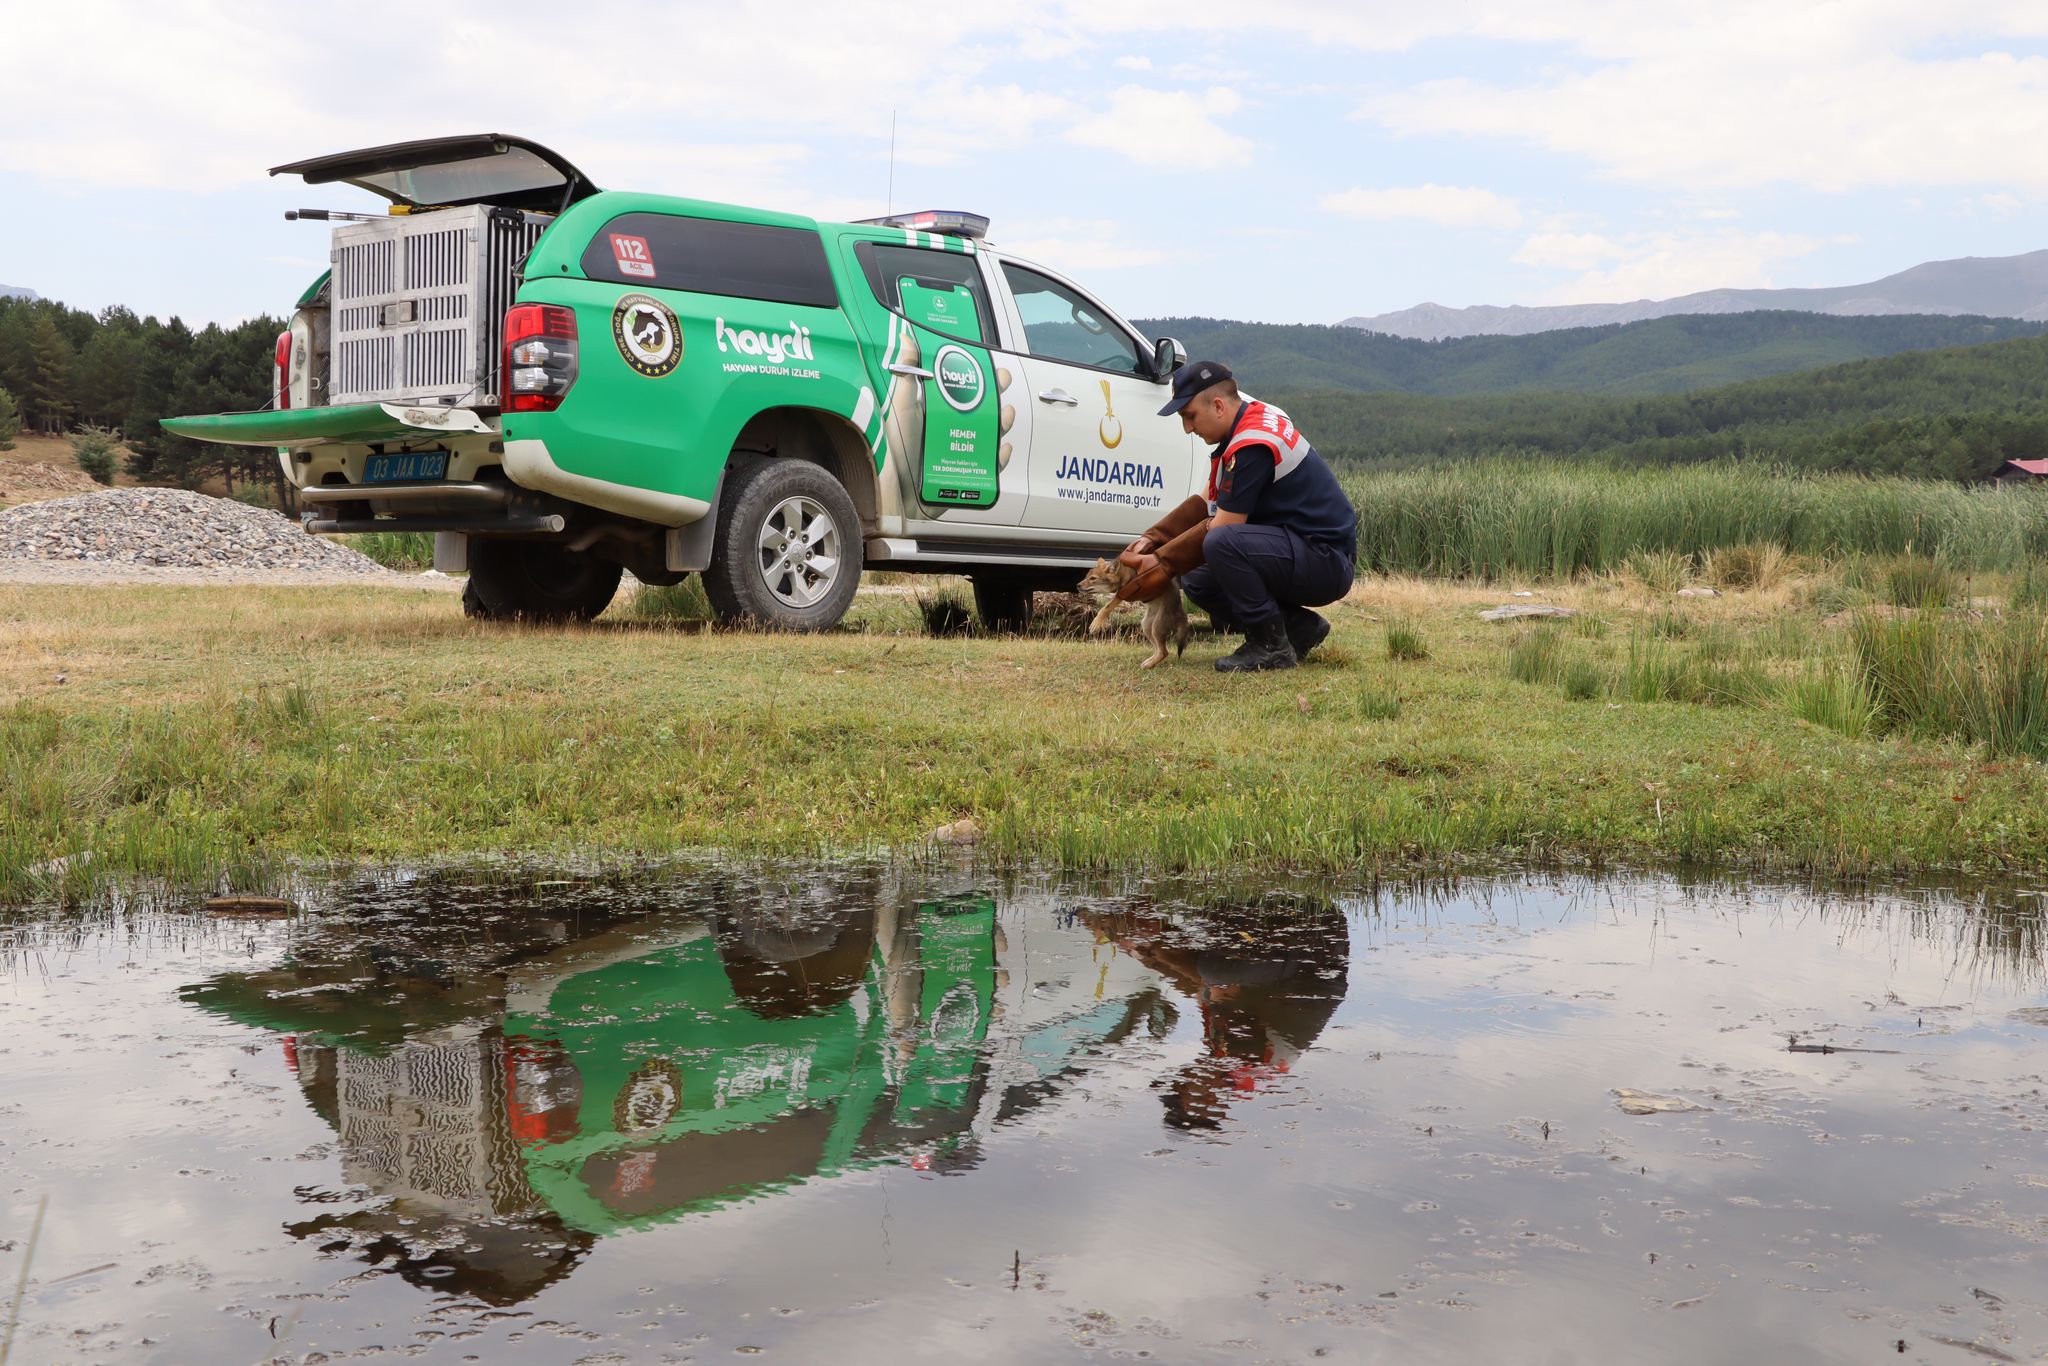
[0, 285, 36, 301]
[1135, 311, 2046, 397]
[1340, 249, 2048, 340]
[1274, 331, 2048, 482]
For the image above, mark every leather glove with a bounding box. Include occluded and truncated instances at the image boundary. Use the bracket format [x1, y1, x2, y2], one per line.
[1141, 494, 1209, 549]
[1113, 503, 1210, 604]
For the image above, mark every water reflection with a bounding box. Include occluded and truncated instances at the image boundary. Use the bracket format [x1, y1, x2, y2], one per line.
[183, 869, 1346, 1303]
[1081, 901, 1348, 1130]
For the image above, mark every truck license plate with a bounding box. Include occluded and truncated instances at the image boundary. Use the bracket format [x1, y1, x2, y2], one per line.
[363, 452, 448, 484]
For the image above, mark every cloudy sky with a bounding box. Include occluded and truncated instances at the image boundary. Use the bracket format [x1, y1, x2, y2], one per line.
[5, 1, 2047, 327]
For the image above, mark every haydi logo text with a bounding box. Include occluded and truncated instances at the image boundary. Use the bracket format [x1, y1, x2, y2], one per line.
[715, 318, 814, 365]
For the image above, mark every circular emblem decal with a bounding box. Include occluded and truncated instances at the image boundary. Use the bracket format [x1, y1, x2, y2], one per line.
[613, 1059, 683, 1135]
[931, 344, 985, 412]
[612, 294, 682, 378]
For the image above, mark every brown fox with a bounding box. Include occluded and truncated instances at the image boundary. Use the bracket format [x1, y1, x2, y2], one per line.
[1081, 556, 1192, 670]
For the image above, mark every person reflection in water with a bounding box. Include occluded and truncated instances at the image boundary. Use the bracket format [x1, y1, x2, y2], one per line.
[1085, 901, 1349, 1131]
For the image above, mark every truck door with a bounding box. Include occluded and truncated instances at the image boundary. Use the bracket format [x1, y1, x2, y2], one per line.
[993, 260, 1197, 537]
[852, 241, 1024, 526]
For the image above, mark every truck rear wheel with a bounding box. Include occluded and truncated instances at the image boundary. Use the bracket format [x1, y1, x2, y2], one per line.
[461, 541, 623, 623]
[703, 458, 862, 631]
[970, 573, 1034, 632]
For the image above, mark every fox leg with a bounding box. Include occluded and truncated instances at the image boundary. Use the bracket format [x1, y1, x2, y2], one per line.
[1088, 602, 1119, 635]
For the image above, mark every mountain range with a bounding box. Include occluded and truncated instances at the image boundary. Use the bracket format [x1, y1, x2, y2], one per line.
[1134, 311, 2044, 397]
[1341, 249, 2048, 340]
[0, 285, 37, 301]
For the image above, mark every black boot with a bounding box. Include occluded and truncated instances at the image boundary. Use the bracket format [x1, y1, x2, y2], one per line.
[1285, 608, 1330, 659]
[1216, 618, 1297, 673]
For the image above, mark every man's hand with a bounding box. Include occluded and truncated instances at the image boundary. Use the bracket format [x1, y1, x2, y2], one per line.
[1124, 535, 1156, 557]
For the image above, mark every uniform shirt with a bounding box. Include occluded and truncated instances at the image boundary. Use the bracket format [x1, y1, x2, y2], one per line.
[1211, 402, 1358, 556]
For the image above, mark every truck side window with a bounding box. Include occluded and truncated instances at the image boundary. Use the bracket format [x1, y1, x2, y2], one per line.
[854, 243, 995, 344]
[998, 263, 1142, 375]
[580, 214, 838, 308]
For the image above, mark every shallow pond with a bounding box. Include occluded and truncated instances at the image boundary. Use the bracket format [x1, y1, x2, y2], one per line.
[2, 865, 2046, 1364]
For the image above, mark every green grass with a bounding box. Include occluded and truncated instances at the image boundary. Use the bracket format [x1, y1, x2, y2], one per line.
[630, 576, 715, 623]
[342, 530, 435, 570]
[8, 573, 2048, 903]
[1341, 460, 2048, 580]
[1506, 627, 1566, 686]
[1560, 659, 1607, 702]
[1385, 620, 1430, 661]
[1852, 610, 2048, 759]
[1356, 682, 1403, 721]
[1787, 666, 1881, 741]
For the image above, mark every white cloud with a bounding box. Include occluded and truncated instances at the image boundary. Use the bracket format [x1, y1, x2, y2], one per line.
[1065, 86, 1250, 167]
[1321, 183, 1524, 229]
[0, 1, 1082, 192]
[1000, 217, 1176, 273]
[1519, 230, 1830, 303]
[1364, 8, 2048, 193]
[1114, 55, 1153, 70]
[1512, 232, 1624, 271]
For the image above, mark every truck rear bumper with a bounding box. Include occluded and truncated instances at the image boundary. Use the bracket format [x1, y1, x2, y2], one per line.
[503, 437, 710, 528]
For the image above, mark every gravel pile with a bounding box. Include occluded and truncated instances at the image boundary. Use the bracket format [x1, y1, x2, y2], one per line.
[0, 487, 390, 574]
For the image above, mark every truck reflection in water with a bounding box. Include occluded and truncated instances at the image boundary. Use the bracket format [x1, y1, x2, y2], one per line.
[183, 871, 1349, 1304]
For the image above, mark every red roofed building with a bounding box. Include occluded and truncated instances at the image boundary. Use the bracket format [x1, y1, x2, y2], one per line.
[1995, 458, 2048, 483]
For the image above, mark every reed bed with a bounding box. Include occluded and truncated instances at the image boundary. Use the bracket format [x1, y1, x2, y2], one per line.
[1340, 460, 2048, 580]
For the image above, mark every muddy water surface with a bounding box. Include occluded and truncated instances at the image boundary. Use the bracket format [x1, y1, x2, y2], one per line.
[2, 866, 2046, 1364]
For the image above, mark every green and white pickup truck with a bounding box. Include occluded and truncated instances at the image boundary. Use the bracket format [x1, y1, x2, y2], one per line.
[168, 134, 1197, 629]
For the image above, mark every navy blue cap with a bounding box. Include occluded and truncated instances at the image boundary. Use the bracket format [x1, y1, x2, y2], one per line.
[1157, 360, 1235, 416]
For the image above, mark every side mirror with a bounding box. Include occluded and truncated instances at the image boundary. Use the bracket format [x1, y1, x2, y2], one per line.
[1152, 337, 1186, 379]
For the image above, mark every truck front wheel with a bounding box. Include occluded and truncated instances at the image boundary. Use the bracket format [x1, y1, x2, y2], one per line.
[703, 458, 862, 631]
[461, 541, 623, 623]
[970, 573, 1034, 632]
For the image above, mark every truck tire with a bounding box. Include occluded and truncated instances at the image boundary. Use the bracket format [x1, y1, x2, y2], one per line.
[970, 573, 1034, 632]
[702, 458, 862, 630]
[461, 540, 623, 623]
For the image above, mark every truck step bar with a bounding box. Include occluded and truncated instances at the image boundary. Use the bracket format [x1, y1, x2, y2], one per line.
[867, 537, 1108, 570]
[299, 481, 511, 508]
[304, 513, 566, 536]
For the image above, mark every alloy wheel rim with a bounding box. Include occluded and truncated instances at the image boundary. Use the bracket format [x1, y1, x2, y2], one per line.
[756, 495, 840, 609]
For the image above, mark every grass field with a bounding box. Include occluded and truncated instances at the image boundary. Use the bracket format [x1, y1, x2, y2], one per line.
[7, 565, 2048, 902]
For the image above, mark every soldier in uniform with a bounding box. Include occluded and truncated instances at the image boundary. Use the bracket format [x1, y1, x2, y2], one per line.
[1128, 362, 1357, 672]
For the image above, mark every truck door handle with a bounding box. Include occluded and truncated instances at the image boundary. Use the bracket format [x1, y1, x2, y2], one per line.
[888, 363, 934, 379]
[1038, 389, 1078, 406]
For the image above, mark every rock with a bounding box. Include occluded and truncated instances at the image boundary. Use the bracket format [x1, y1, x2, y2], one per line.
[930, 817, 983, 846]
[1676, 587, 1721, 598]
[26, 850, 95, 879]
[1612, 1088, 1711, 1116]
[1478, 604, 1575, 622]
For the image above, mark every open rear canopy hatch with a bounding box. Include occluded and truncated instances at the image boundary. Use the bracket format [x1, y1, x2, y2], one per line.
[270, 134, 599, 213]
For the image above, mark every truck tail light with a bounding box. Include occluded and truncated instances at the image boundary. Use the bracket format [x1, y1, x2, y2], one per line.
[275, 331, 292, 411]
[503, 303, 578, 412]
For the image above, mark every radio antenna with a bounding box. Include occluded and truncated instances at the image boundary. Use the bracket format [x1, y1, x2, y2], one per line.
[886, 109, 897, 215]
